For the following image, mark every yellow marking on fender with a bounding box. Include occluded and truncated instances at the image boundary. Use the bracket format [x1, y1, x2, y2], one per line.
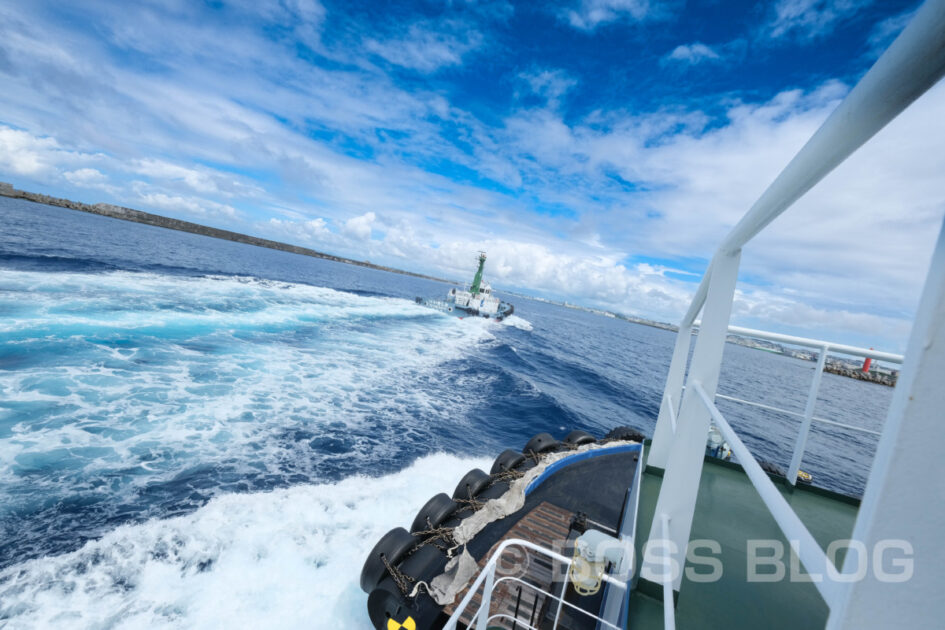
[387, 616, 416, 630]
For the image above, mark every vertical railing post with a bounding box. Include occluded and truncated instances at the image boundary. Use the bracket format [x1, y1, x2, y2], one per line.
[645, 251, 741, 590]
[660, 513, 676, 630]
[476, 565, 496, 630]
[787, 344, 828, 485]
[649, 323, 694, 468]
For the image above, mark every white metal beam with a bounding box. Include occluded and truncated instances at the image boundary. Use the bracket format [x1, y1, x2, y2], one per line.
[828, 218, 945, 628]
[645, 251, 741, 589]
[787, 344, 828, 485]
[649, 324, 693, 468]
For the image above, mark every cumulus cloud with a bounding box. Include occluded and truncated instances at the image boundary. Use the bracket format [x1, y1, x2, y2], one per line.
[343, 212, 376, 241]
[0, 126, 72, 176]
[663, 42, 721, 65]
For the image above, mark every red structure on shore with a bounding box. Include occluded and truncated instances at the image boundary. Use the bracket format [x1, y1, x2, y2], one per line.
[862, 347, 874, 373]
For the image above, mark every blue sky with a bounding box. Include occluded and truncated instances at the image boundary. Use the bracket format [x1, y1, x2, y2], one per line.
[1, 0, 942, 351]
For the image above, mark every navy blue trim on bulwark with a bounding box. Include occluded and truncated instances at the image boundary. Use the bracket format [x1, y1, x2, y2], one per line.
[525, 443, 643, 496]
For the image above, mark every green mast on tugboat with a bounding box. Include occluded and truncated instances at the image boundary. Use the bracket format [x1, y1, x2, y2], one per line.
[469, 252, 487, 295]
[413, 252, 514, 321]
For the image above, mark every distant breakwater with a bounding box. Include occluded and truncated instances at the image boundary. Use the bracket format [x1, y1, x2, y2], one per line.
[823, 363, 897, 387]
[0, 182, 452, 284]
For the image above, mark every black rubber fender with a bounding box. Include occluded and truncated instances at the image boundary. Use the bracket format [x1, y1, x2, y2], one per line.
[367, 546, 450, 629]
[563, 429, 596, 447]
[367, 579, 411, 630]
[410, 493, 458, 533]
[360, 527, 416, 593]
[368, 578, 446, 630]
[522, 432, 559, 455]
[490, 449, 525, 474]
[605, 426, 646, 442]
[453, 468, 491, 500]
[398, 543, 450, 584]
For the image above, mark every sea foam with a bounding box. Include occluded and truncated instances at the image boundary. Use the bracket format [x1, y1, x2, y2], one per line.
[0, 453, 492, 629]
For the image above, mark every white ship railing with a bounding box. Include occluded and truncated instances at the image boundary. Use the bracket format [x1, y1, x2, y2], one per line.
[645, 0, 945, 628]
[445, 446, 644, 629]
[680, 324, 904, 484]
[442, 538, 627, 630]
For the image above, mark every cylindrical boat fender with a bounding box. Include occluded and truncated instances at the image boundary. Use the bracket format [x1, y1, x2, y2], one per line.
[367, 546, 450, 630]
[490, 449, 525, 474]
[452, 468, 491, 500]
[605, 426, 646, 442]
[410, 493, 458, 533]
[360, 527, 416, 593]
[522, 432, 559, 456]
[563, 429, 596, 447]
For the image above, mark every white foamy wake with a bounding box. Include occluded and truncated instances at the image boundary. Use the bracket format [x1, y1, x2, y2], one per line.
[0, 453, 492, 629]
[0, 270, 495, 510]
[500, 315, 533, 332]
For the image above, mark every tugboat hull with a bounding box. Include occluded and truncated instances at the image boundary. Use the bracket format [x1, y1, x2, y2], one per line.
[414, 296, 514, 321]
[360, 428, 644, 629]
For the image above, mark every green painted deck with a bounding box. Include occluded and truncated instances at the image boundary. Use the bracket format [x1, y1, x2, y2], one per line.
[628, 457, 860, 629]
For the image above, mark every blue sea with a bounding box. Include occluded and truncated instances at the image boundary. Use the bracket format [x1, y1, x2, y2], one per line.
[0, 196, 890, 628]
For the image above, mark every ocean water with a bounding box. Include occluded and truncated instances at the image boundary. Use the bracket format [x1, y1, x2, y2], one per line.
[0, 197, 892, 628]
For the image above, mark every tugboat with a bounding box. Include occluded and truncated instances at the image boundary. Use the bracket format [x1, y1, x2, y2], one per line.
[416, 253, 514, 321]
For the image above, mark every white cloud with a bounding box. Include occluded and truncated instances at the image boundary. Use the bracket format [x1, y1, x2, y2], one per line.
[519, 69, 577, 108]
[63, 168, 109, 189]
[132, 187, 239, 220]
[664, 42, 721, 65]
[563, 0, 662, 31]
[765, 0, 864, 41]
[0, 126, 74, 176]
[343, 211, 376, 240]
[364, 23, 482, 72]
[129, 158, 261, 198]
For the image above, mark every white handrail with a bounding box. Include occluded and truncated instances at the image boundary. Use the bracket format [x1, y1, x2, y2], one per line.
[723, 326, 904, 363]
[488, 576, 623, 630]
[713, 393, 881, 437]
[692, 381, 840, 605]
[443, 538, 627, 630]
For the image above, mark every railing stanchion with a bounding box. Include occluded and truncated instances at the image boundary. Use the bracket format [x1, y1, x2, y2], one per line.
[476, 565, 496, 630]
[650, 322, 696, 468]
[646, 250, 741, 589]
[788, 344, 829, 485]
[660, 513, 676, 630]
